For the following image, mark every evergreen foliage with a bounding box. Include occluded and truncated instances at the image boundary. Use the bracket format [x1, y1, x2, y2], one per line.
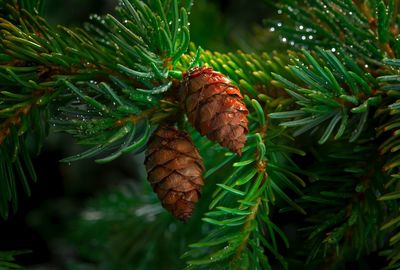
[2, 0, 400, 269]
[0, 250, 29, 269]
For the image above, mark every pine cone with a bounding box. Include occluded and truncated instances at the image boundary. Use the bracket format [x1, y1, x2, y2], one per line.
[145, 125, 204, 221]
[182, 66, 249, 155]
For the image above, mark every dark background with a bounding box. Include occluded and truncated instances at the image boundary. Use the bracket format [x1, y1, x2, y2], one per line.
[0, 0, 277, 269]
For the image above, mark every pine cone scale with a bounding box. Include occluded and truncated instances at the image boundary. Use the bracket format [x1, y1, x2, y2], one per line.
[183, 190, 200, 201]
[186, 85, 242, 117]
[159, 173, 198, 192]
[188, 70, 231, 91]
[176, 166, 204, 178]
[147, 167, 173, 184]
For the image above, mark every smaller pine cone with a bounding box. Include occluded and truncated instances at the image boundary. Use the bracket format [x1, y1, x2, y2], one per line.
[182, 66, 249, 155]
[145, 125, 204, 221]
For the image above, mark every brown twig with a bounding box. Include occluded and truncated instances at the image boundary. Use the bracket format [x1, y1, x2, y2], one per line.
[0, 104, 32, 144]
[0, 89, 53, 145]
[234, 197, 262, 260]
[115, 107, 159, 127]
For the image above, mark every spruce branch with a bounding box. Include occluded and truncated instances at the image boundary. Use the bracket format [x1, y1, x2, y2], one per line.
[293, 141, 386, 267]
[0, 250, 29, 269]
[375, 58, 400, 266]
[269, 48, 380, 143]
[267, 0, 399, 64]
[67, 183, 194, 270]
[183, 98, 305, 270]
[0, 0, 47, 20]
[265, 1, 400, 268]
[3, 0, 400, 269]
[0, 65, 53, 217]
[178, 45, 294, 102]
[0, 0, 193, 217]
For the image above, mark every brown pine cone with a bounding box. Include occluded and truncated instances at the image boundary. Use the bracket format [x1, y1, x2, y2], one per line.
[145, 125, 204, 221]
[182, 66, 249, 155]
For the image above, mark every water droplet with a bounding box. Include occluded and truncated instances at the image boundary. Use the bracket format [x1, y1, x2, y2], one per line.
[308, 35, 313, 40]
[299, 25, 304, 30]
[301, 35, 306, 40]
[277, 9, 282, 14]
[281, 37, 287, 43]
[270, 27, 275, 32]
[277, 22, 282, 27]
[331, 48, 336, 52]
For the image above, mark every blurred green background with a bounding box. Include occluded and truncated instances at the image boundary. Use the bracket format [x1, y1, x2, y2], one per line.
[0, 1, 279, 269]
